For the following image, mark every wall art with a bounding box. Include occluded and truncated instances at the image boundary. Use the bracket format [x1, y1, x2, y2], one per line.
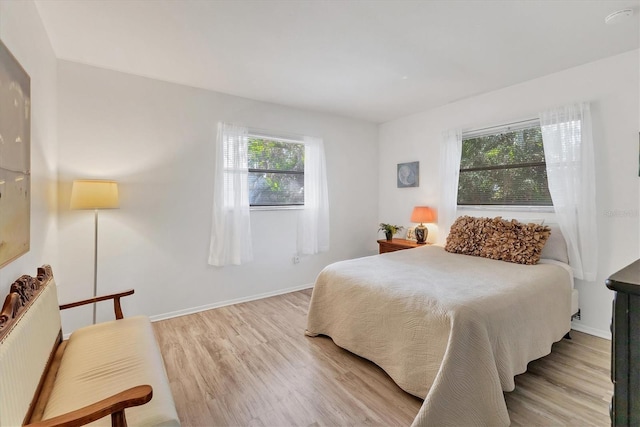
[397, 161, 419, 188]
[0, 40, 30, 268]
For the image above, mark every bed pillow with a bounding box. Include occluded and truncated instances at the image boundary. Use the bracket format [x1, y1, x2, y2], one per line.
[445, 216, 551, 265]
[480, 217, 551, 265]
[444, 215, 491, 256]
[539, 224, 569, 264]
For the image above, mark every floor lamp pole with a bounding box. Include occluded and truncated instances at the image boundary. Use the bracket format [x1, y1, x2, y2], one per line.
[93, 208, 98, 324]
[70, 179, 119, 325]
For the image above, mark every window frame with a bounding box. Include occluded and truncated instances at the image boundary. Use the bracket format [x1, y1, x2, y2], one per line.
[457, 119, 554, 212]
[247, 131, 305, 210]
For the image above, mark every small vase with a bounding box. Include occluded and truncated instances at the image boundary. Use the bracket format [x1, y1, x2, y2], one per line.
[385, 231, 393, 241]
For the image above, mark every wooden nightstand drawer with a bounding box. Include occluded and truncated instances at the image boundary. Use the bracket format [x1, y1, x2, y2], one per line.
[378, 238, 424, 254]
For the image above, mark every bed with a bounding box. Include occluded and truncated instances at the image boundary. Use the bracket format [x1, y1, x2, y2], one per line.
[305, 221, 575, 426]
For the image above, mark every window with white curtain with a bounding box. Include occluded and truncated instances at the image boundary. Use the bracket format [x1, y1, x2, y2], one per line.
[441, 103, 595, 279]
[208, 124, 329, 266]
[458, 120, 553, 207]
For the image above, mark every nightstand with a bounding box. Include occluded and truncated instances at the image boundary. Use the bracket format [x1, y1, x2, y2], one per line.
[377, 238, 424, 254]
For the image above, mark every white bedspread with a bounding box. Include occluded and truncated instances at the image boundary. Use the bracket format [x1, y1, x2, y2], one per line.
[306, 245, 572, 426]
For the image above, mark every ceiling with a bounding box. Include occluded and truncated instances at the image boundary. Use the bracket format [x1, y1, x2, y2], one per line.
[34, 0, 639, 123]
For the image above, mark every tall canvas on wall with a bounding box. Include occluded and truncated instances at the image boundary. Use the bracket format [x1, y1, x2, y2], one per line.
[0, 40, 30, 268]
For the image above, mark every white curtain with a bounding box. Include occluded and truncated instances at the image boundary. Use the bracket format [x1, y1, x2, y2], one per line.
[540, 103, 597, 281]
[208, 123, 253, 266]
[438, 129, 462, 244]
[298, 136, 330, 254]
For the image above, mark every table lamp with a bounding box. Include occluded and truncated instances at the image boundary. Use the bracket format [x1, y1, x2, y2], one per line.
[410, 206, 436, 244]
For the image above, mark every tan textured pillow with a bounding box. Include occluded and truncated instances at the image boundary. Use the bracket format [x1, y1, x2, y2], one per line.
[444, 215, 491, 256]
[480, 217, 551, 265]
[445, 216, 551, 265]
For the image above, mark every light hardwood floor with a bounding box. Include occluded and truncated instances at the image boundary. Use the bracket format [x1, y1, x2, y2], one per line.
[153, 289, 612, 426]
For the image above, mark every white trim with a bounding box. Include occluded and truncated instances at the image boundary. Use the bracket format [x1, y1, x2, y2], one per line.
[248, 128, 305, 144]
[250, 205, 304, 211]
[62, 283, 313, 339]
[457, 205, 555, 213]
[249, 133, 303, 145]
[462, 118, 540, 139]
[148, 282, 314, 323]
[570, 321, 611, 340]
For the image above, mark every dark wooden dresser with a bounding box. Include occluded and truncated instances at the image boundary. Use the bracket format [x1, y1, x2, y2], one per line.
[606, 259, 640, 426]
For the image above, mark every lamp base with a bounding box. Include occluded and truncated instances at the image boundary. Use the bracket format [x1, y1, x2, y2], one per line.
[415, 224, 428, 244]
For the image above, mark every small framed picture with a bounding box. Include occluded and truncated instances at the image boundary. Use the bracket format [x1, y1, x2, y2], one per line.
[397, 161, 419, 188]
[406, 227, 417, 241]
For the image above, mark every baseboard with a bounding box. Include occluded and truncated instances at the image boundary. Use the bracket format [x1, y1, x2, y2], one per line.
[571, 322, 611, 340]
[148, 282, 315, 323]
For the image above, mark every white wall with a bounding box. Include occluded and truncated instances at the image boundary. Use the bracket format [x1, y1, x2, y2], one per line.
[56, 60, 379, 334]
[0, 1, 58, 295]
[379, 50, 640, 338]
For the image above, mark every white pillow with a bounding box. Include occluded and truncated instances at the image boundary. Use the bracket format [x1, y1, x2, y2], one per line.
[540, 224, 569, 264]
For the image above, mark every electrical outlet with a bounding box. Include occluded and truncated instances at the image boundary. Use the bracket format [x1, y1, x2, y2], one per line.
[293, 255, 300, 264]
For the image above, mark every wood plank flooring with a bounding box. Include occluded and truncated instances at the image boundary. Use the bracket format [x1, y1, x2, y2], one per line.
[153, 289, 612, 426]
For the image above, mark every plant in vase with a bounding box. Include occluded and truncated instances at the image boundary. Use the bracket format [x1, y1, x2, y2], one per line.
[379, 223, 404, 241]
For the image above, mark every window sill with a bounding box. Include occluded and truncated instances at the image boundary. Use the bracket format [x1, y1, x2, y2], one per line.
[250, 205, 304, 212]
[457, 205, 555, 213]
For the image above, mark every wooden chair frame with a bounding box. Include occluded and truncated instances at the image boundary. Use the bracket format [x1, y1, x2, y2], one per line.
[0, 266, 152, 427]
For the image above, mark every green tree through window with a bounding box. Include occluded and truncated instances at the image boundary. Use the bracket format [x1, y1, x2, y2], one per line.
[457, 125, 552, 206]
[248, 137, 304, 206]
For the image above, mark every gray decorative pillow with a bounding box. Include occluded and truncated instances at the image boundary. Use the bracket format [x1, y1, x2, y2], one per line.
[539, 224, 569, 264]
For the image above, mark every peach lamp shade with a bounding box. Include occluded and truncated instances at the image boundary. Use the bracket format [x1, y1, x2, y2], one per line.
[410, 206, 436, 225]
[410, 206, 436, 244]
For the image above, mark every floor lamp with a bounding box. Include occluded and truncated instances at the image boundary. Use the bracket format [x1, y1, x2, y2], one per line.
[70, 179, 119, 324]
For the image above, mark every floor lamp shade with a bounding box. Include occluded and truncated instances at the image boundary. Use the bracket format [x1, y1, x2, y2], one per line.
[70, 180, 119, 210]
[70, 179, 119, 324]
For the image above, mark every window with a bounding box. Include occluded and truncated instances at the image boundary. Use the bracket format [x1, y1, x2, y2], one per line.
[457, 120, 552, 206]
[247, 135, 304, 206]
[210, 123, 328, 265]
